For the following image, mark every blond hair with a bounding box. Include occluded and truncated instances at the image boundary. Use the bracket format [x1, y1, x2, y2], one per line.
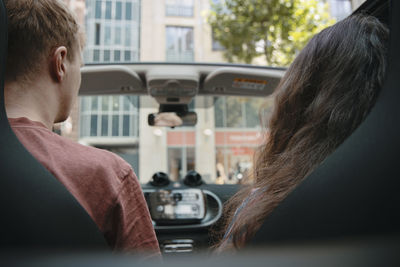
[5, 0, 80, 82]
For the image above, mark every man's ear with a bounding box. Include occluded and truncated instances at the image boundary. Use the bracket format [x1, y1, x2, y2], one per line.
[50, 46, 68, 83]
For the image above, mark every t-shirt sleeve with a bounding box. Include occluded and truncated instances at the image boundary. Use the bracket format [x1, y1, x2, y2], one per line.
[105, 168, 160, 255]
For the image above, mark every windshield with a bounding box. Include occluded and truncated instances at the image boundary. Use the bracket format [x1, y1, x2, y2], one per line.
[59, 0, 353, 184]
[77, 95, 273, 184]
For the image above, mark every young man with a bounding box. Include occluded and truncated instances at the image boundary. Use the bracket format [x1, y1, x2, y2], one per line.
[4, 0, 159, 255]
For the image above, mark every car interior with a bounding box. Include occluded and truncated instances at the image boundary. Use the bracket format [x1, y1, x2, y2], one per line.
[0, 0, 399, 266]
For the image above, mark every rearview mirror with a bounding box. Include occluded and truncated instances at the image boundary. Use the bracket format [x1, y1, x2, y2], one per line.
[148, 112, 197, 127]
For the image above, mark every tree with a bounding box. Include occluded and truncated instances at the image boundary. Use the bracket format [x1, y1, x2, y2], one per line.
[207, 0, 335, 66]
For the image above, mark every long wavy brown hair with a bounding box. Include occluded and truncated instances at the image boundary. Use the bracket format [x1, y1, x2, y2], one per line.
[215, 14, 389, 250]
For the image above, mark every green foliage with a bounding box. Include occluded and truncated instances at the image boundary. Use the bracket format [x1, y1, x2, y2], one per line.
[207, 0, 336, 66]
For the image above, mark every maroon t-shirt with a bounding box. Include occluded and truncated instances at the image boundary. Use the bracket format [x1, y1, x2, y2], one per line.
[9, 117, 160, 254]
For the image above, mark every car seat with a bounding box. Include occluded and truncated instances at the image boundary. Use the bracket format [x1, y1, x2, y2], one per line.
[0, 0, 108, 251]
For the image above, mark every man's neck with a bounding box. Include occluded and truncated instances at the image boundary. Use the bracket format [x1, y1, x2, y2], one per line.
[4, 81, 59, 130]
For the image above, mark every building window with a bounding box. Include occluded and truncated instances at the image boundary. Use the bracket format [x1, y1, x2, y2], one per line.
[115, 1, 122, 20]
[214, 96, 270, 128]
[124, 51, 131, 61]
[95, 23, 101, 45]
[93, 49, 100, 62]
[80, 95, 139, 138]
[114, 50, 121, 61]
[95, 0, 102, 19]
[166, 26, 194, 62]
[84, 0, 140, 64]
[82, 0, 141, 138]
[115, 26, 121, 44]
[126, 2, 132, 20]
[105, 1, 112, 19]
[104, 50, 110, 61]
[166, 0, 194, 17]
[125, 25, 131, 46]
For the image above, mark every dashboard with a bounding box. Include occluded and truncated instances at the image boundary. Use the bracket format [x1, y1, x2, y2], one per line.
[142, 171, 237, 254]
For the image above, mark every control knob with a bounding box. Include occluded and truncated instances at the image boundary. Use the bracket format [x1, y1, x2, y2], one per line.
[183, 170, 203, 187]
[150, 172, 170, 187]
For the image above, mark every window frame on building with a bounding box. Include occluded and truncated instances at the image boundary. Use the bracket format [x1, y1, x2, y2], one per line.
[165, 25, 195, 62]
[165, 0, 194, 17]
[214, 96, 269, 129]
[79, 95, 140, 139]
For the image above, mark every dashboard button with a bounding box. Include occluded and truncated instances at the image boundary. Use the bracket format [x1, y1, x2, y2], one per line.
[173, 193, 183, 202]
[157, 205, 164, 212]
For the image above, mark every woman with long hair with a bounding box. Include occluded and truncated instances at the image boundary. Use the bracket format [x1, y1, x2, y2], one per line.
[216, 13, 389, 251]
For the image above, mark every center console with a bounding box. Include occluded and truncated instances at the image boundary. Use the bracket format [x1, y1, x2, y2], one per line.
[144, 187, 222, 254]
[147, 189, 206, 224]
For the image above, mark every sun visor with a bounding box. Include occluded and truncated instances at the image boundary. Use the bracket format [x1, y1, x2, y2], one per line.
[79, 65, 146, 95]
[202, 67, 283, 97]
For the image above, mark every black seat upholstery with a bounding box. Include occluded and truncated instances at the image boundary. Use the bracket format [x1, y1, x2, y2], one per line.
[0, 0, 108, 250]
[251, 0, 400, 246]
